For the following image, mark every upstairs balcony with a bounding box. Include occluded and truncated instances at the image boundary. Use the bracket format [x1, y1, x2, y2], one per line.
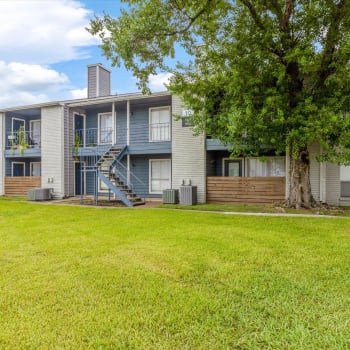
[74, 122, 171, 155]
[5, 129, 41, 157]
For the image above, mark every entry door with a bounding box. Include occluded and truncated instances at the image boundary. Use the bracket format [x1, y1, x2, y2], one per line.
[99, 114, 113, 144]
[224, 160, 242, 176]
[75, 162, 85, 195]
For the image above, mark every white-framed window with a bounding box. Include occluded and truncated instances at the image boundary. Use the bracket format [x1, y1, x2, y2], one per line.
[12, 162, 25, 177]
[30, 162, 41, 176]
[29, 119, 41, 147]
[149, 159, 171, 193]
[222, 158, 244, 177]
[98, 112, 115, 144]
[340, 165, 350, 197]
[247, 157, 285, 177]
[149, 107, 171, 142]
[12, 118, 25, 133]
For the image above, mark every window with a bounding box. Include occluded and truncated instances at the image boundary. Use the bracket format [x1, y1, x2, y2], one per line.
[12, 162, 25, 177]
[340, 165, 350, 197]
[30, 162, 41, 176]
[247, 157, 285, 176]
[98, 113, 114, 144]
[149, 107, 171, 141]
[224, 160, 242, 176]
[149, 159, 171, 193]
[30, 120, 41, 147]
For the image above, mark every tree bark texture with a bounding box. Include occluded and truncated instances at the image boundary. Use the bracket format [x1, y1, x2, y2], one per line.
[288, 148, 316, 209]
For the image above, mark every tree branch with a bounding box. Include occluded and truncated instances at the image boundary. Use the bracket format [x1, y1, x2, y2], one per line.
[163, 0, 216, 36]
[240, 0, 265, 30]
[317, 0, 347, 88]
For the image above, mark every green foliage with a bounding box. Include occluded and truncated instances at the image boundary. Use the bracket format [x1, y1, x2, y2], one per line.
[89, 0, 350, 162]
[0, 199, 350, 348]
[72, 132, 82, 157]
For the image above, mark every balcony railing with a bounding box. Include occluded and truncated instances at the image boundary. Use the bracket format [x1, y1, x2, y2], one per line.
[6, 130, 41, 149]
[74, 123, 171, 147]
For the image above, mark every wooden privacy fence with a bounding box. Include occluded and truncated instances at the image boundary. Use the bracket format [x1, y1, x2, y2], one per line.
[207, 176, 286, 204]
[4, 176, 41, 196]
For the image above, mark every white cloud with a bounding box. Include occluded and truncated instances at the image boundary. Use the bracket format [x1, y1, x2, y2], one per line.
[149, 73, 173, 91]
[0, 0, 99, 64]
[69, 88, 87, 99]
[0, 61, 70, 108]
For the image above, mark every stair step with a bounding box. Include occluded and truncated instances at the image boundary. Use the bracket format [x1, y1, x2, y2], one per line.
[132, 201, 145, 206]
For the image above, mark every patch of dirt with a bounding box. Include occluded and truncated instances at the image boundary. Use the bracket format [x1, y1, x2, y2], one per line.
[51, 196, 162, 209]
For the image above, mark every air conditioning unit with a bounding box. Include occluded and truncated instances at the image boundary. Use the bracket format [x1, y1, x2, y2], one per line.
[27, 188, 51, 201]
[179, 185, 197, 205]
[28, 189, 36, 201]
[162, 189, 179, 204]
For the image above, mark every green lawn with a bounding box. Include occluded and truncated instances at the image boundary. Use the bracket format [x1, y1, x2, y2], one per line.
[0, 199, 349, 349]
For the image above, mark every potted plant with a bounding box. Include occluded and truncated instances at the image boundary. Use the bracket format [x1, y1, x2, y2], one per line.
[73, 133, 82, 160]
[17, 126, 28, 156]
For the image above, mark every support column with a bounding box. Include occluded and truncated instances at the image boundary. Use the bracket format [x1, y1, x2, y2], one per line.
[112, 102, 116, 144]
[126, 100, 130, 186]
[127, 100, 130, 146]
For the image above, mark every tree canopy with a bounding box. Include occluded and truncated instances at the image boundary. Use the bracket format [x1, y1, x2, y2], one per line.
[89, 0, 350, 207]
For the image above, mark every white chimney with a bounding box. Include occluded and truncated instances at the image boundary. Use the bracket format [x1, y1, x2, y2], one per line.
[87, 63, 111, 98]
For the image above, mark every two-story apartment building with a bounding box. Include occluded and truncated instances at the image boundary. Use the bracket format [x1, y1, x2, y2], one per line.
[1, 64, 349, 206]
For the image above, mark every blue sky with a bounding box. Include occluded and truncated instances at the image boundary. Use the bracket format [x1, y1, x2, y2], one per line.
[0, 0, 175, 108]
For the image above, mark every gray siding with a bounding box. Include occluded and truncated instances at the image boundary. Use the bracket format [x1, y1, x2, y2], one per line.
[87, 64, 111, 98]
[41, 106, 64, 198]
[87, 66, 97, 99]
[98, 67, 111, 97]
[65, 107, 74, 196]
[171, 96, 206, 203]
[0, 113, 4, 195]
[326, 162, 340, 205]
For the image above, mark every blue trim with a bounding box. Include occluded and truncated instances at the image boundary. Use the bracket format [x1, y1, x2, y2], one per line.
[5, 148, 41, 157]
[206, 139, 230, 151]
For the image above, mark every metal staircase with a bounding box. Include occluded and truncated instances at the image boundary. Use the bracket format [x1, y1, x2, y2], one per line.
[79, 145, 146, 207]
[94, 146, 145, 207]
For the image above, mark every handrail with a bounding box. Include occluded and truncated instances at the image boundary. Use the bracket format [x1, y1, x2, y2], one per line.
[74, 122, 171, 147]
[113, 159, 147, 200]
[5, 130, 41, 149]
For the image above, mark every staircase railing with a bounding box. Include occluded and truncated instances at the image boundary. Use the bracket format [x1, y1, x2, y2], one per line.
[75, 143, 145, 206]
[97, 170, 134, 207]
[112, 160, 147, 202]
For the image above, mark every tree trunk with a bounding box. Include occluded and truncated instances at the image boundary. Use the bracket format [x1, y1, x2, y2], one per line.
[287, 148, 316, 209]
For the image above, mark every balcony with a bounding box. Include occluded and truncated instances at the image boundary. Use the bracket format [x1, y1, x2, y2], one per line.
[74, 123, 171, 155]
[5, 130, 41, 157]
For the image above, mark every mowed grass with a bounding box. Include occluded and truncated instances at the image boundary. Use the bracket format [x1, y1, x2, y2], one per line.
[0, 199, 349, 349]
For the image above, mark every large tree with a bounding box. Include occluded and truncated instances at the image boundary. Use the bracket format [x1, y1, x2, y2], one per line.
[89, 0, 350, 208]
